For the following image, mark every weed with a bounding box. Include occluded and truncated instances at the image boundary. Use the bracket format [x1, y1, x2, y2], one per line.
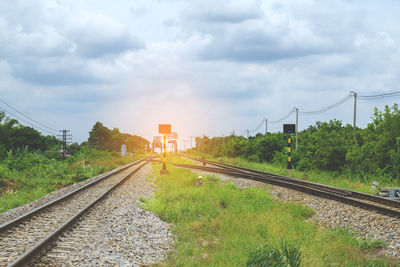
[359, 238, 386, 249]
[246, 243, 282, 267]
[144, 164, 395, 266]
[139, 196, 147, 203]
[246, 241, 302, 267]
[0, 147, 143, 212]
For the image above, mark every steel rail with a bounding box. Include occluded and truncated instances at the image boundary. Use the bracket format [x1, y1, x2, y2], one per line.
[7, 160, 149, 267]
[176, 158, 400, 219]
[201, 159, 400, 209]
[181, 156, 352, 197]
[205, 161, 351, 196]
[0, 157, 149, 233]
[174, 163, 350, 197]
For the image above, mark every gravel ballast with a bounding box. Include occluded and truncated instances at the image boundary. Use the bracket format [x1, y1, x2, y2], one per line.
[29, 163, 173, 266]
[0, 163, 138, 225]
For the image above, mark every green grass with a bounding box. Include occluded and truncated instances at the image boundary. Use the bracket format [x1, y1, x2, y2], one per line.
[183, 152, 399, 194]
[163, 153, 196, 165]
[0, 147, 145, 213]
[144, 163, 395, 266]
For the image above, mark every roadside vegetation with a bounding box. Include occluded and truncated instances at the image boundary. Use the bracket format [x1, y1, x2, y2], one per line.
[191, 104, 400, 192]
[143, 163, 394, 266]
[0, 113, 149, 212]
[0, 147, 139, 212]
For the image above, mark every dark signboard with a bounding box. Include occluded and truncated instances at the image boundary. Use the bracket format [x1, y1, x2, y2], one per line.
[283, 124, 295, 134]
[159, 124, 171, 134]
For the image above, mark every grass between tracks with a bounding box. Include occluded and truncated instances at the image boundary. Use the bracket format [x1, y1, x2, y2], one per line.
[183, 152, 400, 194]
[0, 147, 145, 213]
[143, 162, 395, 266]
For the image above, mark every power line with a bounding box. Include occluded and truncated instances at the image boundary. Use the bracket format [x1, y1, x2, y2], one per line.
[0, 97, 59, 132]
[299, 94, 352, 115]
[250, 118, 265, 133]
[358, 91, 400, 100]
[0, 107, 56, 135]
[270, 109, 295, 124]
[223, 90, 400, 138]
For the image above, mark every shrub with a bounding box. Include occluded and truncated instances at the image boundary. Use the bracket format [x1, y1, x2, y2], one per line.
[246, 241, 302, 267]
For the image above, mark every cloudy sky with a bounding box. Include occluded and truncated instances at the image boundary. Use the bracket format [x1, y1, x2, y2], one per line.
[1, 0, 400, 142]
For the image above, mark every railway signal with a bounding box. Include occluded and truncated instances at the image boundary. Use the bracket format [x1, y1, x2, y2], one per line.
[283, 124, 295, 170]
[159, 124, 171, 174]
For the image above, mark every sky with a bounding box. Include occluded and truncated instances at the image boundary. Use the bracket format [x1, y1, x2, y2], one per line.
[1, 0, 400, 143]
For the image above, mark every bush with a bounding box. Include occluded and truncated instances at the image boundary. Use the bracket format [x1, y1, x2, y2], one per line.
[246, 241, 302, 267]
[4, 149, 49, 171]
[195, 104, 400, 179]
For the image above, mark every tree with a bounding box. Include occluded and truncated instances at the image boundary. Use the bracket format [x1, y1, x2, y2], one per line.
[0, 111, 61, 159]
[88, 121, 149, 153]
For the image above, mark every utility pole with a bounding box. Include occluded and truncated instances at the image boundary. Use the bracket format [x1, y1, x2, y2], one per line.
[295, 107, 298, 151]
[189, 136, 195, 149]
[246, 129, 249, 139]
[264, 117, 268, 135]
[57, 130, 72, 159]
[351, 91, 357, 129]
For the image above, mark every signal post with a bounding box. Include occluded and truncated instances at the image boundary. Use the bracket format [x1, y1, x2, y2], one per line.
[159, 124, 171, 175]
[283, 124, 295, 170]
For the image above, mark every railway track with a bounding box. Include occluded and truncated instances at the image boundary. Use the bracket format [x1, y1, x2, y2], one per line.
[0, 157, 150, 267]
[176, 156, 400, 219]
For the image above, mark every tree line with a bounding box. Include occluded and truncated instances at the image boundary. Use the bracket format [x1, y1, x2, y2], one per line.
[87, 122, 149, 153]
[0, 112, 149, 159]
[0, 112, 60, 159]
[194, 104, 400, 181]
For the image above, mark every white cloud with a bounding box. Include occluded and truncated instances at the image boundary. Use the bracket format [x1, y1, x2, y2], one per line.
[0, 0, 143, 85]
[1, 0, 400, 141]
[183, 0, 262, 23]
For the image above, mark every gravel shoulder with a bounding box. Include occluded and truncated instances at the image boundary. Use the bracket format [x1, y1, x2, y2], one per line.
[29, 163, 173, 266]
[0, 163, 137, 225]
[195, 170, 400, 258]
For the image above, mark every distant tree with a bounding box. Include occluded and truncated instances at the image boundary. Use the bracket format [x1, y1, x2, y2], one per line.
[88, 122, 112, 150]
[88, 121, 149, 153]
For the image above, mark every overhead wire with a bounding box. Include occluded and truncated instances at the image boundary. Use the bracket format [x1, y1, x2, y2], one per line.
[0, 106, 56, 135]
[250, 118, 265, 133]
[270, 109, 295, 124]
[0, 97, 59, 133]
[299, 94, 352, 115]
[212, 90, 400, 138]
[358, 91, 400, 100]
